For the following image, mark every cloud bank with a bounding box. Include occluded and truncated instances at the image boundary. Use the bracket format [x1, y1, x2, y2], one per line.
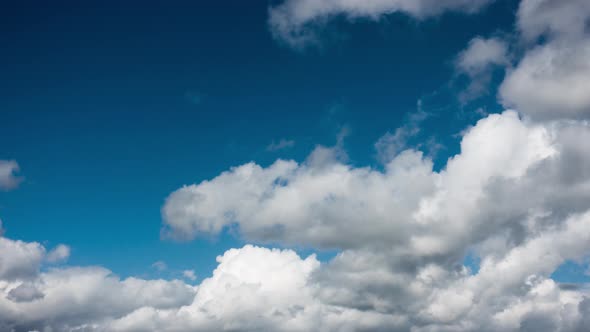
[3, 107, 590, 331]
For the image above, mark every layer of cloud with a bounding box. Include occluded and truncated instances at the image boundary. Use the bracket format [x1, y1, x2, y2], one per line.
[0, 266, 196, 331]
[1, 109, 590, 330]
[163, 111, 558, 250]
[1, 1, 590, 330]
[158, 109, 590, 331]
[269, 0, 495, 48]
[0, 160, 22, 191]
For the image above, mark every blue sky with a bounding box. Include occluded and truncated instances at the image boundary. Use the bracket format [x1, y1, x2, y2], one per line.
[0, 1, 518, 278]
[1, 1, 590, 331]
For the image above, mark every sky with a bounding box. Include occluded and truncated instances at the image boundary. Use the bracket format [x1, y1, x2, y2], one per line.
[1, 0, 590, 331]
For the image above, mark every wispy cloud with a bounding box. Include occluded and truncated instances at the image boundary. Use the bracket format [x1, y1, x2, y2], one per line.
[269, 0, 494, 49]
[266, 138, 296, 152]
[151, 261, 167, 272]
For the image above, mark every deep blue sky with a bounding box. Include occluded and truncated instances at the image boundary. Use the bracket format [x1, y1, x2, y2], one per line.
[0, 0, 540, 280]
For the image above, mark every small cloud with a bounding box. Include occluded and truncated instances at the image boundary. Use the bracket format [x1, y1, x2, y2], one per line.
[454, 37, 510, 103]
[46, 244, 70, 263]
[151, 261, 167, 272]
[183, 270, 197, 281]
[266, 139, 295, 152]
[375, 101, 429, 164]
[0, 160, 23, 191]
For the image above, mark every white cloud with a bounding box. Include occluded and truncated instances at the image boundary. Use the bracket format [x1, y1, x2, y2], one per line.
[498, 0, 590, 120]
[0, 266, 196, 331]
[154, 110, 590, 331]
[269, 0, 495, 48]
[46, 244, 71, 263]
[0, 160, 22, 191]
[517, 0, 590, 42]
[3, 107, 590, 331]
[2, 2, 590, 330]
[162, 111, 557, 252]
[500, 40, 590, 120]
[182, 270, 196, 281]
[0, 237, 45, 280]
[455, 37, 509, 102]
[456, 37, 509, 74]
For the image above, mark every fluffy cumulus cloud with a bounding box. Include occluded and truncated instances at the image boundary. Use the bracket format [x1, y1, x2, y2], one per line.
[269, 0, 495, 47]
[2, 112, 590, 330]
[156, 110, 590, 331]
[0, 237, 45, 281]
[0, 160, 22, 191]
[498, 0, 590, 120]
[0, 230, 196, 331]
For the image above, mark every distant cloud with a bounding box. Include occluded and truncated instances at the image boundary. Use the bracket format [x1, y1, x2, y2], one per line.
[46, 244, 71, 263]
[182, 270, 196, 281]
[266, 138, 295, 152]
[151, 261, 167, 272]
[455, 37, 509, 102]
[375, 101, 428, 163]
[269, 0, 495, 48]
[0, 160, 22, 191]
